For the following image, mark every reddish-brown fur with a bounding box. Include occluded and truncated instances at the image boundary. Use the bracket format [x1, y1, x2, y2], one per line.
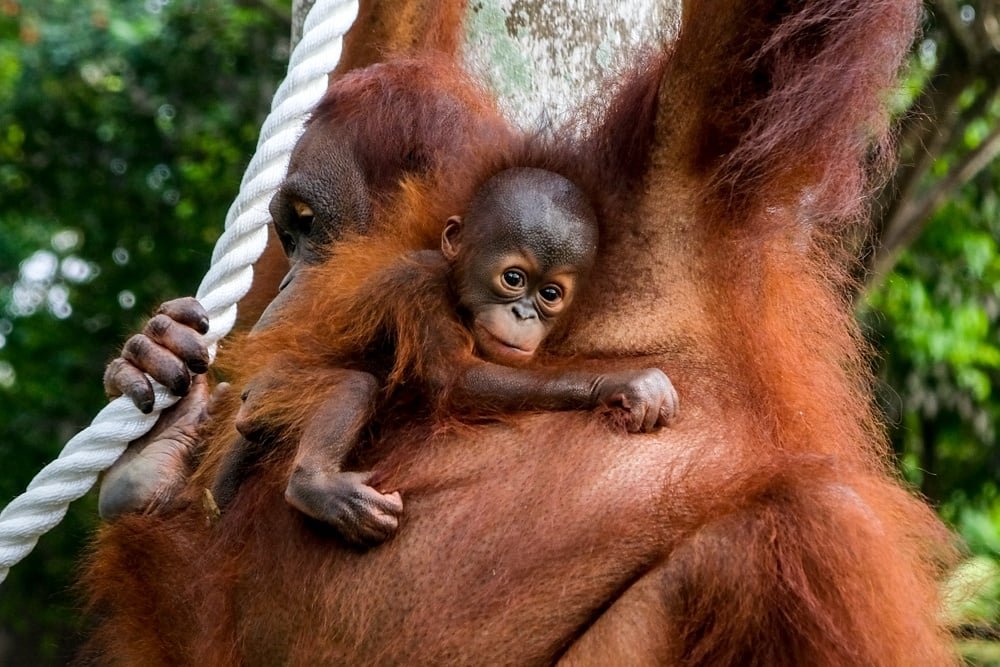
[220, 129, 616, 443]
[82, 0, 959, 665]
[334, 0, 469, 76]
[308, 56, 515, 211]
[239, 48, 512, 326]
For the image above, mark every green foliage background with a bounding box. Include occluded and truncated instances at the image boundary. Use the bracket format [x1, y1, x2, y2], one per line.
[859, 14, 1000, 659]
[0, 0, 289, 661]
[0, 0, 997, 663]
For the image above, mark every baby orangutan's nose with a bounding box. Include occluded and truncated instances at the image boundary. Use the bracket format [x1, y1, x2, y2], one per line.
[511, 302, 536, 321]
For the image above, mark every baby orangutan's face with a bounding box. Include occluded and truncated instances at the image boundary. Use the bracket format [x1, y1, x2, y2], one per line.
[455, 247, 580, 365]
[440, 168, 598, 365]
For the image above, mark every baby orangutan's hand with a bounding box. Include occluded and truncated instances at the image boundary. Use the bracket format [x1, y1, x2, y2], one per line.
[592, 368, 679, 433]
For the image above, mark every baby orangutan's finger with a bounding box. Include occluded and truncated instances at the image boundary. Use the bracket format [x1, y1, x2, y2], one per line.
[340, 486, 403, 545]
[642, 399, 661, 433]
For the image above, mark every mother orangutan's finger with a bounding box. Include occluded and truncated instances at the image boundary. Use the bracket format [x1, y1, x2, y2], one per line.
[103, 358, 154, 413]
[123, 334, 191, 397]
[144, 314, 210, 373]
[156, 297, 210, 335]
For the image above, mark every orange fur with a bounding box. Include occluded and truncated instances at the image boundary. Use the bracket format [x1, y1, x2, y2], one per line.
[82, 1, 959, 665]
[334, 0, 469, 76]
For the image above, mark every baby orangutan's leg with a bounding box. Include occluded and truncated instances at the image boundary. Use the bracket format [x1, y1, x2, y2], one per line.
[284, 370, 403, 546]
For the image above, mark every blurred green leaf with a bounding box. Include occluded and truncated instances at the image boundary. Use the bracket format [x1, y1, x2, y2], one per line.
[0, 0, 289, 662]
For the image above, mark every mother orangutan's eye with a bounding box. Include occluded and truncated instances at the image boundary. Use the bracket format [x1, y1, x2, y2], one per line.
[277, 228, 297, 254]
[292, 200, 315, 233]
[502, 270, 526, 288]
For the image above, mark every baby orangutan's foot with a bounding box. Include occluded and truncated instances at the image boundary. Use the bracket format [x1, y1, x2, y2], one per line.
[285, 468, 403, 546]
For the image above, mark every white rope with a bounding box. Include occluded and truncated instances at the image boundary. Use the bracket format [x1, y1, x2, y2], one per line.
[0, 0, 360, 585]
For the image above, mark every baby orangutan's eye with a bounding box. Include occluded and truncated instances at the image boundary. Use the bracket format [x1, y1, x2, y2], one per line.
[539, 285, 563, 303]
[502, 270, 526, 289]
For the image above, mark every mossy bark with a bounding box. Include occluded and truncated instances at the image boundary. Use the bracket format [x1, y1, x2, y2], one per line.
[290, 0, 680, 127]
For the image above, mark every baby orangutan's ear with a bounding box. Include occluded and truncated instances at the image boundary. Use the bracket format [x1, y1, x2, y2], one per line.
[441, 215, 463, 260]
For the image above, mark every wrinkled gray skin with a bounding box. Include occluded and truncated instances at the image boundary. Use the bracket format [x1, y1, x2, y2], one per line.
[98, 375, 229, 520]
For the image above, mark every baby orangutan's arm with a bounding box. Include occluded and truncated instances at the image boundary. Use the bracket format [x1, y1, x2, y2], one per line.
[449, 362, 679, 433]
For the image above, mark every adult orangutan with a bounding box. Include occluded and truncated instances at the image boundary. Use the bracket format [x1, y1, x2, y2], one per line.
[88, 0, 958, 665]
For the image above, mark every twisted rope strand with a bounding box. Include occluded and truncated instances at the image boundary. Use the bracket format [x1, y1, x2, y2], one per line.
[0, 0, 360, 584]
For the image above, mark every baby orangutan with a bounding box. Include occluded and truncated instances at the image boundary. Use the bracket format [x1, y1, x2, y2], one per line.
[219, 168, 679, 545]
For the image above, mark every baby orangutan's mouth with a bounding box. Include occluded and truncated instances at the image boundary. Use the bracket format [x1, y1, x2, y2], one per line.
[473, 322, 536, 364]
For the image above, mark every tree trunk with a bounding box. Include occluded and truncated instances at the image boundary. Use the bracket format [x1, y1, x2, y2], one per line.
[291, 0, 680, 127]
[290, 0, 316, 48]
